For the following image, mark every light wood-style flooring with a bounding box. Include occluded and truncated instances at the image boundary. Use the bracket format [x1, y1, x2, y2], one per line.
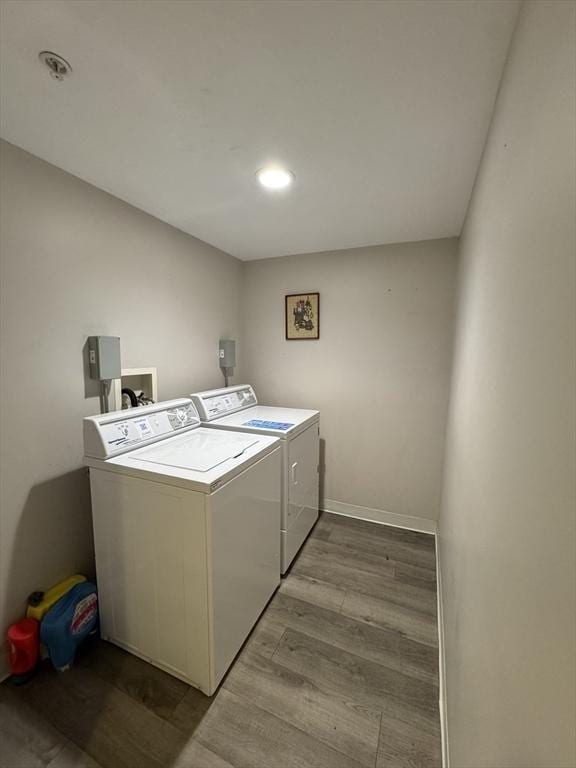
[0, 512, 441, 768]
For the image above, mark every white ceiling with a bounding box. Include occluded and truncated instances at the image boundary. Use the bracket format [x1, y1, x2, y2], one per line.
[0, 0, 519, 260]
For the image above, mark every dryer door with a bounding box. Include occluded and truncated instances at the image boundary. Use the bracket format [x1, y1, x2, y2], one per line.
[287, 422, 319, 531]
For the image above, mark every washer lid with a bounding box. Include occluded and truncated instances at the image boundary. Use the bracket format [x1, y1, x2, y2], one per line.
[131, 430, 259, 472]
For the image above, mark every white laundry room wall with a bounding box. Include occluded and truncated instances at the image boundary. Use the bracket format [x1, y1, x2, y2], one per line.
[0, 140, 243, 677]
[241, 238, 459, 526]
[438, 1, 576, 765]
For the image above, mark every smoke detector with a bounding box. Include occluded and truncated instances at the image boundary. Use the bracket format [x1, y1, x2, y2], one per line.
[39, 51, 72, 81]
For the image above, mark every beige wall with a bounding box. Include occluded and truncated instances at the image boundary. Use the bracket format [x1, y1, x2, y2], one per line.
[0, 140, 243, 675]
[242, 239, 458, 522]
[439, 2, 576, 766]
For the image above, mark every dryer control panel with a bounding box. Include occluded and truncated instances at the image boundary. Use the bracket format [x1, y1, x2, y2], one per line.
[191, 385, 257, 422]
[84, 399, 200, 459]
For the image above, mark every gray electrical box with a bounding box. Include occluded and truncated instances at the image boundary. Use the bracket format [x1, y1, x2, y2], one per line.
[88, 336, 121, 380]
[219, 339, 236, 369]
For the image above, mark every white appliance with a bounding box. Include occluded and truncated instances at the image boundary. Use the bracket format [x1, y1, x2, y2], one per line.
[83, 398, 281, 696]
[190, 385, 319, 573]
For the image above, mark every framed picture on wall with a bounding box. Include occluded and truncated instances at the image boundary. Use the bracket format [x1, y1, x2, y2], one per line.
[285, 292, 320, 340]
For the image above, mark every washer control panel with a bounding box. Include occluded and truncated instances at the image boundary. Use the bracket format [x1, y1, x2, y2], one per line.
[84, 399, 200, 459]
[167, 404, 197, 430]
[191, 385, 257, 421]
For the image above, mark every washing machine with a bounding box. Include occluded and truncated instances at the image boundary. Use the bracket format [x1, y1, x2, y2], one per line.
[190, 385, 319, 573]
[83, 398, 281, 695]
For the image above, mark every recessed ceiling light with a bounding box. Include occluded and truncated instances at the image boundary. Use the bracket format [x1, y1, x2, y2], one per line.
[256, 167, 294, 190]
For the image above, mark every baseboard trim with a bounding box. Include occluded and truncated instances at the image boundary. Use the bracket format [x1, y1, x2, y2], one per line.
[435, 534, 450, 768]
[321, 499, 437, 535]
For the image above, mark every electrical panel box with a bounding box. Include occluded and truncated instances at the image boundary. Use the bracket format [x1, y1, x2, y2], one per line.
[219, 340, 236, 369]
[88, 336, 121, 380]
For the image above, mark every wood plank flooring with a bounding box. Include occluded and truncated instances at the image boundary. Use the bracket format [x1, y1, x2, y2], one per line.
[0, 512, 441, 768]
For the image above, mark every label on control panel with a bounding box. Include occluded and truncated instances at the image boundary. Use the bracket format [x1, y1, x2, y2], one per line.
[205, 389, 255, 417]
[106, 420, 140, 448]
[207, 394, 238, 415]
[167, 404, 197, 429]
[243, 419, 294, 431]
[133, 416, 153, 439]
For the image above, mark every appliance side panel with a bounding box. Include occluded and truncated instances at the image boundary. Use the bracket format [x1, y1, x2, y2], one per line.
[280, 440, 288, 528]
[208, 448, 281, 688]
[89, 470, 115, 641]
[89, 470, 210, 691]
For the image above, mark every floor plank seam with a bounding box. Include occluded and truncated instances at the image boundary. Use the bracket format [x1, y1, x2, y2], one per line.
[220, 684, 376, 768]
[46, 740, 68, 767]
[39, 714, 98, 768]
[268, 625, 288, 659]
[88, 659, 191, 725]
[270, 623, 439, 711]
[271, 597, 439, 684]
[374, 710, 383, 768]
[27, 660, 190, 765]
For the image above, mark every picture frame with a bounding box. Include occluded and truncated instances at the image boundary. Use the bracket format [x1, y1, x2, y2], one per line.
[285, 292, 320, 340]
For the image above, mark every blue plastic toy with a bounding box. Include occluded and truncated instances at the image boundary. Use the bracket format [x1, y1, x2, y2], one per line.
[40, 581, 98, 670]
